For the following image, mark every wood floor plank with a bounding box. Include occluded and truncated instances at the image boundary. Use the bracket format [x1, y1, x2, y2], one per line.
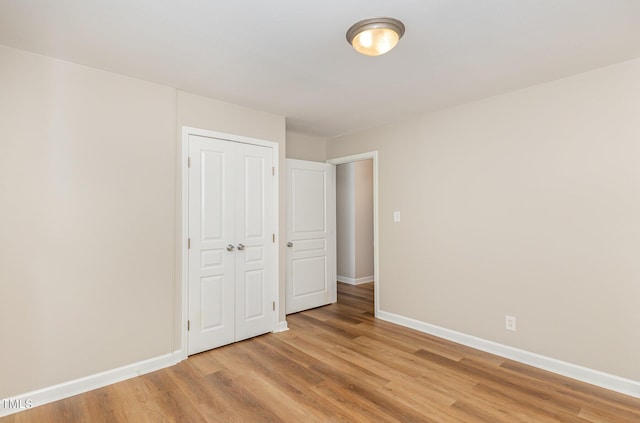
[187, 350, 226, 377]
[501, 359, 640, 417]
[309, 380, 400, 423]
[203, 370, 283, 422]
[578, 404, 640, 423]
[3, 282, 640, 422]
[284, 336, 392, 388]
[376, 383, 469, 423]
[164, 361, 239, 422]
[234, 370, 329, 423]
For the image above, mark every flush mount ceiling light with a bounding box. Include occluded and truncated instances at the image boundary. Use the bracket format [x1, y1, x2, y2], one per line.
[346, 17, 405, 56]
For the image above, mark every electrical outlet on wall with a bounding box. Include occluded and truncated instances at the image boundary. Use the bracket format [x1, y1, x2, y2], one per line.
[505, 315, 516, 331]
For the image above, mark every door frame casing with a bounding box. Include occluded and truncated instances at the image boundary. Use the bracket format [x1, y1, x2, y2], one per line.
[327, 151, 379, 317]
[180, 126, 280, 359]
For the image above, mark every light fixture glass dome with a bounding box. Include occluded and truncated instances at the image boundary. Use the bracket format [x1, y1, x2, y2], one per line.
[347, 17, 405, 56]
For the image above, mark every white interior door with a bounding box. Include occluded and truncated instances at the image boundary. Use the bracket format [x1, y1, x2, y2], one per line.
[286, 159, 336, 314]
[234, 144, 274, 341]
[188, 135, 235, 354]
[188, 135, 275, 355]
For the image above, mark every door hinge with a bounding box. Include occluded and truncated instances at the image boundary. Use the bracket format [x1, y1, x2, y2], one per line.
[188, 238, 191, 249]
[272, 166, 275, 176]
[187, 320, 190, 331]
[188, 157, 191, 168]
[272, 233, 275, 243]
[272, 301, 275, 311]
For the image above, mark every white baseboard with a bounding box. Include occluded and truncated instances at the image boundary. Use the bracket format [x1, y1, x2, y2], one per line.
[0, 350, 184, 417]
[274, 320, 289, 332]
[377, 310, 640, 399]
[337, 275, 374, 285]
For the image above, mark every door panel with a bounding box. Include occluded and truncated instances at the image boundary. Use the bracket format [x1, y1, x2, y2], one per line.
[188, 136, 235, 354]
[235, 144, 274, 341]
[243, 155, 266, 238]
[200, 150, 226, 241]
[292, 256, 327, 296]
[291, 169, 327, 232]
[244, 269, 265, 319]
[286, 159, 336, 314]
[200, 276, 224, 329]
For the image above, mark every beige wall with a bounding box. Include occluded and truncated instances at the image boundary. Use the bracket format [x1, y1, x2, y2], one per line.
[0, 45, 286, 400]
[178, 92, 285, 143]
[0, 45, 176, 398]
[327, 58, 640, 381]
[336, 161, 374, 282]
[285, 130, 326, 162]
[336, 163, 356, 279]
[354, 159, 374, 280]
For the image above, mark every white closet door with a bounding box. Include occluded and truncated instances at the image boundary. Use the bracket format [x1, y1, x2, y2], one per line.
[234, 143, 274, 341]
[188, 135, 235, 354]
[188, 135, 275, 355]
[286, 159, 336, 314]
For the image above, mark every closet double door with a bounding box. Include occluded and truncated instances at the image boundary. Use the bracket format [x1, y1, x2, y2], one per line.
[188, 134, 275, 355]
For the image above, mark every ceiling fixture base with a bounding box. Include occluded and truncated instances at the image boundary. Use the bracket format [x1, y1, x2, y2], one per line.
[346, 17, 405, 56]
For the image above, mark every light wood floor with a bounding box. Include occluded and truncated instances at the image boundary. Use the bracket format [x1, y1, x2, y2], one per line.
[4, 282, 640, 422]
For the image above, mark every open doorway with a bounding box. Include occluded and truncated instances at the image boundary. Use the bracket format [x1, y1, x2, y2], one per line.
[327, 152, 379, 316]
[336, 160, 374, 285]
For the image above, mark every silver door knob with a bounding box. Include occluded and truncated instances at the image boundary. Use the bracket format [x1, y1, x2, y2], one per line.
[226, 244, 235, 252]
[287, 242, 293, 247]
[237, 243, 245, 250]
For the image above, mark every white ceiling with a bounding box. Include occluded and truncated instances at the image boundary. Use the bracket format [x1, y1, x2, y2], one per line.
[1, 1, 639, 138]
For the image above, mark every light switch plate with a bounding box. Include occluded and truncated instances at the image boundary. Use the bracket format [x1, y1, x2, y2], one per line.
[393, 211, 401, 222]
